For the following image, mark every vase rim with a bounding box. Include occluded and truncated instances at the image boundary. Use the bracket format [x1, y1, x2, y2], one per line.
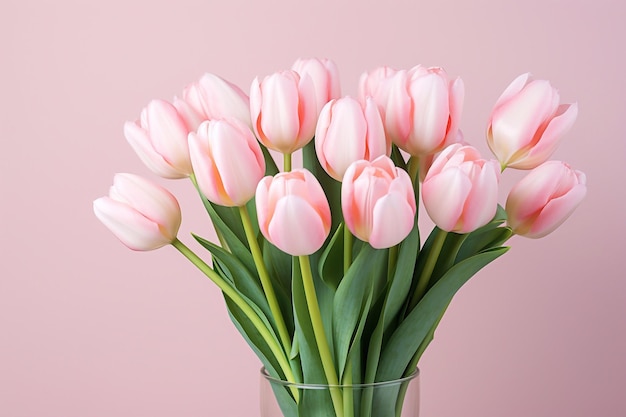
[260, 367, 419, 390]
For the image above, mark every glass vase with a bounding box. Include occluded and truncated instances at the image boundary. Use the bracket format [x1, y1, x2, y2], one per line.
[260, 367, 420, 417]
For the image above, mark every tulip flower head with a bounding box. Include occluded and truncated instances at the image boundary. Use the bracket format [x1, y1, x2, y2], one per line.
[422, 144, 500, 233]
[93, 173, 182, 251]
[357, 66, 398, 114]
[342, 156, 416, 249]
[256, 169, 331, 256]
[291, 57, 341, 117]
[250, 70, 318, 154]
[506, 161, 586, 238]
[315, 96, 389, 181]
[124, 99, 199, 179]
[182, 72, 252, 127]
[384, 65, 464, 156]
[487, 73, 578, 170]
[188, 118, 266, 207]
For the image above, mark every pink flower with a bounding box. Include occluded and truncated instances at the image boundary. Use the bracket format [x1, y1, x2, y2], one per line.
[384, 65, 464, 156]
[250, 70, 318, 154]
[182, 72, 251, 127]
[342, 156, 416, 249]
[188, 118, 265, 207]
[357, 66, 397, 111]
[291, 57, 341, 116]
[487, 73, 578, 170]
[93, 173, 181, 251]
[505, 161, 586, 238]
[315, 97, 389, 181]
[422, 144, 500, 233]
[256, 169, 331, 256]
[124, 99, 200, 179]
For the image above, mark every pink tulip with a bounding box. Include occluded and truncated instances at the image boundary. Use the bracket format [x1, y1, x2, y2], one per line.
[487, 73, 578, 170]
[342, 156, 416, 249]
[384, 65, 464, 156]
[93, 173, 181, 251]
[182, 72, 251, 127]
[256, 169, 331, 256]
[315, 97, 389, 181]
[291, 57, 341, 116]
[422, 144, 500, 233]
[357, 66, 397, 113]
[124, 99, 200, 179]
[188, 118, 265, 207]
[250, 70, 318, 154]
[505, 161, 586, 238]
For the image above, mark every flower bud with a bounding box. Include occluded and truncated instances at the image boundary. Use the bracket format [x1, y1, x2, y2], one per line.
[250, 70, 318, 154]
[505, 161, 586, 238]
[342, 156, 416, 249]
[93, 173, 181, 251]
[315, 97, 389, 181]
[357, 66, 397, 113]
[124, 99, 197, 179]
[384, 65, 464, 156]
[487, 73, 578, 170]
[256, 169, 331, 256]
[422, 144, 500, 233]
[188, 118, 265, 207]
[291, 57, 341, 116]
[182, 73, 251, 127]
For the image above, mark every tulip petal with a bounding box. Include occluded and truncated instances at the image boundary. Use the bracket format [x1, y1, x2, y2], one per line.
[527, 184, 587, 238]
[93, 197, 171, 251]
[408, 72, 450, 153]
[422, 167, 472, 232]
[124, 122, 186, 179]
[268, 195, 328, 256]
[369, 193, 415, 249]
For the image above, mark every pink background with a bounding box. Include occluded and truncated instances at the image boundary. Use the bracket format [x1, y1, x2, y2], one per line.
[2, 0, 624, 416]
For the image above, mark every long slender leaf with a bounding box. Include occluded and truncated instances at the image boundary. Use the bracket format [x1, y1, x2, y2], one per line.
[333, 245, 387, 379]
[377, 247, 509, 382]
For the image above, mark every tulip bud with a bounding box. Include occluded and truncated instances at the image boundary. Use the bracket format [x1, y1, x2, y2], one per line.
[291, 57, 341, 116]
[487, 73, 578, 170]
[124, 99, 197, 179]
[182, 72, 251, 127]
[357, 66, 397, 113]
[505, 161, 586, 238]
[384, 65, 464, 156]
[93, 173, 181, 251]
[422, 144, 500, 233]
[188, 118, 265, 207]
[315, 97, 389, 181]
[256, 169, 331, 256]
[342, 156, 416, 249]
[250, 70, 318, 154]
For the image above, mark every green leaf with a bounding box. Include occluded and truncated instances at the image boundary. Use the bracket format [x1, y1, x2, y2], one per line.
[262, 238, 295, 336]
[457, 226, 512, 263]
[318, 223, 345, 290]
[390, 144, 408, 171]
[383, 226, 420, 332]
[193, 234, 272, 321]
[377, 247, 509, 382]
[302, 139, 343, 232]
[333, 245, 387, 379]
[198, 200, 256, 274]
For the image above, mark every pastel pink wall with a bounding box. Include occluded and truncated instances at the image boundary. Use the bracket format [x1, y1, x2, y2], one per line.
[2, 0, 624, 416]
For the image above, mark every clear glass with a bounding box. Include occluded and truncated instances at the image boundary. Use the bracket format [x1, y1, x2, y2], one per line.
[260, 367, 420, 417]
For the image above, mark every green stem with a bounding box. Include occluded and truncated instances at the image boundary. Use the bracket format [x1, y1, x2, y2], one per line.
[171, 239, 298, 400]
[407, 156, 420, 185]
[343, 357, 354, 417]
[239, 205, 292, 357]
[284, 152, 292, 172]
[299, 255, 344, 417]
[343, 225, 353, 274]
[408, 230, 448, 311]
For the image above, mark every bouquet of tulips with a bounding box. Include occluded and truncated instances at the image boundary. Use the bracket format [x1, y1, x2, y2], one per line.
[94, 59, 586, 417]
